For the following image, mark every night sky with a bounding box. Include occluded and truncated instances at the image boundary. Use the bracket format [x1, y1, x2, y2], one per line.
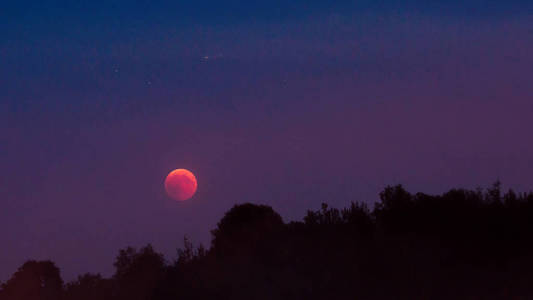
[2, 0, 533, 281]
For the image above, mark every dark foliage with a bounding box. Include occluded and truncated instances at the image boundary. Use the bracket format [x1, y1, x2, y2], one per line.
[0, 260, 63, 300]
[64, 274, 113, 300]
[112, 245, 166, 300]
[3, 183, 533, 299]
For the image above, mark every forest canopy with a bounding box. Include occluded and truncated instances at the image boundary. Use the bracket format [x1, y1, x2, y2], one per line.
[2, 183, 533, 300]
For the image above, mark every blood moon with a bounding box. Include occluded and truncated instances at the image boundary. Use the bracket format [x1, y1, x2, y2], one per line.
[164, 169, 198, 201]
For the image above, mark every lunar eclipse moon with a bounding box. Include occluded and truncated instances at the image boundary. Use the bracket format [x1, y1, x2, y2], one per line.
[164, 169, 198, 201]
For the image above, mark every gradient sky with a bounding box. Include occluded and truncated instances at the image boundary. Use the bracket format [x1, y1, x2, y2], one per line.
[1, 0, 533, 281]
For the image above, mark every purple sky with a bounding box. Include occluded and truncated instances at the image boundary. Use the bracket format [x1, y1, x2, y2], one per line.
[2, 5, 533, 281]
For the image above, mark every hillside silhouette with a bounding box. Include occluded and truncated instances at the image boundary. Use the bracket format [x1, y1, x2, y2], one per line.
[2, 183, 533, 299]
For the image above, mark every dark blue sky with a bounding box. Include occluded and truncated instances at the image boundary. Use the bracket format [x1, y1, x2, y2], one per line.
[1, 0, 533, 281]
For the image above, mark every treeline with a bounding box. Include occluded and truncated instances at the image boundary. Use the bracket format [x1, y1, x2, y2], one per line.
[2, 183, 533, 299]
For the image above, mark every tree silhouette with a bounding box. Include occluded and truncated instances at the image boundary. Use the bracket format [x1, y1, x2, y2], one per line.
[64, 273, 113, 300]
[211, 203, 284, 257]
[0, 260, 63, 300]
[4, 183, 533, 299]
[112, 244, 165, 300]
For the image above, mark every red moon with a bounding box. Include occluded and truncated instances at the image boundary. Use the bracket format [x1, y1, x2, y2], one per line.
[164, 169, 198, 201]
